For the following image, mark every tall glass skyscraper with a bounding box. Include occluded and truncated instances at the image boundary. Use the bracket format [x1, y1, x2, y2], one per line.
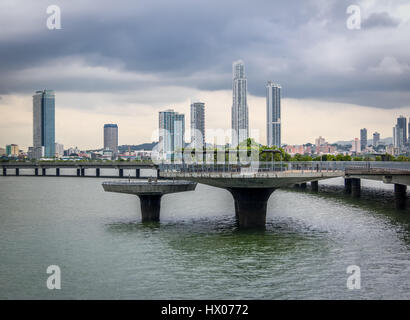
[360, 128, 367, 151]
[393, 116, 407, 150]
[159, 109, 185, 158]
[231, 60, 249, 147]
[266, 81, 282, 148]
[104, 124, 119, 157]
[190, 102, 205, 149]
[33, 90, 55, 158]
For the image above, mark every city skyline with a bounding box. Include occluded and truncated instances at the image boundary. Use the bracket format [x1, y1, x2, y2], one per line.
[1, 1, 409, 150]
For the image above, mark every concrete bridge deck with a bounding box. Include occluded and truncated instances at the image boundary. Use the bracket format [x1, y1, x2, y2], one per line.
[160, 170, 343, 188]
[345, 168, 410, 186]
[102, 180, 197, 222]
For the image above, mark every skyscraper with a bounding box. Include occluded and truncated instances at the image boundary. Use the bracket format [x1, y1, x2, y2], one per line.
[397, 116, 407, 143]
[266, 81, 281, 148]
[174, 113, 185, 152]
[190, 101, 205, 149]
[159, 109, 185, 158]
[360, 128, 367, 151]
[104, 124, 118, 157]
[373, 132, 380, 147]
[231, 60, 249, 147]
[393, 116, 407, 150]
[33, 90, 55, 158]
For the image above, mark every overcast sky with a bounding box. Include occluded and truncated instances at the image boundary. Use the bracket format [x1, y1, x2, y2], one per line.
[1, 0, 410, 149]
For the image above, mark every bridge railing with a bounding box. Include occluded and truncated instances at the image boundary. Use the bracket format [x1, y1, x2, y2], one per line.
[159, 161, 410, 174]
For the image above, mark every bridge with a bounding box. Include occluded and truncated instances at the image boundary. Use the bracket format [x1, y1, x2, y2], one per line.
[0, 161, 157, 178]
[159, 161, 410, 228]
[2, 160, 409, 228]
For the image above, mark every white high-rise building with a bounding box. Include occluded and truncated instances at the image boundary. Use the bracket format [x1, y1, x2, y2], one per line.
[351, 138, 361, 154]
[266, 81, 281, 148]
[159, 109, 185, 158]
[231, 60, 249, 147]
[174, 113, 185, 152]
[190, 101, 205, 149]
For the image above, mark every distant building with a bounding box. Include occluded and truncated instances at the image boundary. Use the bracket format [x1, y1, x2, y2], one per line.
[408, 118, 410, 144]
[360, 128, 367, 151]
[393, 116, 407, 151]
[315, 136, 326, 147]
[397, 116, 407, 144]
[55, 143, 64, 158]
[315, 136, 326, 154]
[266, 81, 281, 148]
[6, 144, 19, 157]
[33, 90, 55, 158]
[104, 124, 118, 158]
[0, 147, 5, 156]
[284, 145, 304, 155]
[174, 113, 185, 152]
[351, 138, 361, 154]
[159, 109, 185, 158]
[190, 101, 205, 149]
[373, 132, 380, 147]
[67, 146, 80, 156]
[386, 145, 399, 156]
[231, 60, 249, 147]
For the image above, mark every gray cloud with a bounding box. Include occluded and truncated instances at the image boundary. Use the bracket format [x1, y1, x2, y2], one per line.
[362, 12, 401, 29]
[0, 0, 409, 109]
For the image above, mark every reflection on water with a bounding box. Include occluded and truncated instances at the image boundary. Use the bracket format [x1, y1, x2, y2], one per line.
[0, 176, 410, 299]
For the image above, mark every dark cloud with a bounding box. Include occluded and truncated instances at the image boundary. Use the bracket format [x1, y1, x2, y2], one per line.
[0, 0, 409, 109]
[362, 12, 401, 29]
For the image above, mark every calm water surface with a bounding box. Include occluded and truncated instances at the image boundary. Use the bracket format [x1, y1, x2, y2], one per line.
[0, 174, 409, 299]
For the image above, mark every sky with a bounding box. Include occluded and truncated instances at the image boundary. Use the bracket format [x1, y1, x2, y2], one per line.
[0, 0, 410, 150]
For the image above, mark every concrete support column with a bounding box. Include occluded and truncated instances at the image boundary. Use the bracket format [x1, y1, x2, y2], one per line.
[228, 188, 276, 229]
[344, 178, 352, 194]
[77, 168, 81, 177]
[394, 184, 407, 209]
[42, 168, 46, 176]
[138, 194, 162, 222]
[96, 168, 100, 177]
[136, 168, 140, 178]
[34, 168, 38, 176]
[351, 178, 361, 198]
[81, 168, 85, 177]
[119, 168, 124, 178]
[300, 183, 307, 189]
[2, 167, 6, 176]
[311, 181, 319, 192]
[56, 168, 60, 176]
